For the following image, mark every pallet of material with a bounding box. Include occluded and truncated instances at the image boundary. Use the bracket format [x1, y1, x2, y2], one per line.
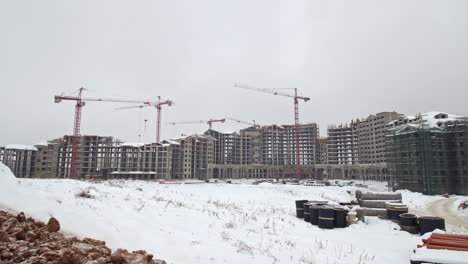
[411, 233, 468, 264]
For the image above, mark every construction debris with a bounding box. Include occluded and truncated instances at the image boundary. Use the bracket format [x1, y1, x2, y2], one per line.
[0, 210, 166, 264]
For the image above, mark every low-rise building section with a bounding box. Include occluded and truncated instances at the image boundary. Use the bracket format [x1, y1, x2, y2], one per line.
[0, 145, 37, 178]
[386, 112, 468, 195]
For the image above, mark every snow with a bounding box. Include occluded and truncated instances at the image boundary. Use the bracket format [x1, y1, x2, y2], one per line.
[411, 247, 468, 264]
[390, 111, 467, 130]
[420, 111, 466, 128]
[1, 164, 467, 264]
[119, 142, 148, 147]
[3, 144, 38, 151]
[163, 140, 180, 145]
[398, 189, 440, 210]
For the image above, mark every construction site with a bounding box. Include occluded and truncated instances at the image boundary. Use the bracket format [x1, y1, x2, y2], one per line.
[0, 125, 320, 180]
[0, 92, 388, 181]
[1, 85, 468, 196]
[0, 85, 326, 181]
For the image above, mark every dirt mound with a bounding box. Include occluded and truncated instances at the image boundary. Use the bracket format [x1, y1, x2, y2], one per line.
[0, 210, 166, 264]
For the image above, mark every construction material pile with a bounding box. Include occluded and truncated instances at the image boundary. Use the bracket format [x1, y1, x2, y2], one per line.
[295, 200, 351, 229]
[411, 233, 468, 264]
[356, 191, 447, 235]
[0, 210, 166, 264]
[356, 190, 403, 218]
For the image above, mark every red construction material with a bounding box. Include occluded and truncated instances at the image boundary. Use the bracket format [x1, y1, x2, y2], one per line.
[431, 233, 468, 240]
[425, 239, 468, 249]
[417, 233, 468, 252]
[424, 237, 468, 243]
[427, 244, 468, 252]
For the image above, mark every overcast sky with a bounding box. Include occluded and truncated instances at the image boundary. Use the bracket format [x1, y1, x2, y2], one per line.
[0, 0, 467, 145]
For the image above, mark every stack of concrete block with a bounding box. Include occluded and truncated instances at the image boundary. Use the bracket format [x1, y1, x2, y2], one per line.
[356, 190, 402, 218]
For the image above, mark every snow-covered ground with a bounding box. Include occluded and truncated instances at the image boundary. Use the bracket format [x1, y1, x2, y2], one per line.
[0, 162, 466, 264]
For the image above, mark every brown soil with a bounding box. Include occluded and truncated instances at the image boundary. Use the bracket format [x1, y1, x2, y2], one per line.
[0, 210, 166, 264]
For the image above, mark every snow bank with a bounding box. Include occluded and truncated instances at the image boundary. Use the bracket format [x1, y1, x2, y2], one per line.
[398, 189, 440, 210]
[0, 162, 20, 203]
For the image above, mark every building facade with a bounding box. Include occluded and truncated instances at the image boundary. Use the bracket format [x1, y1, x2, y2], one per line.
[357, 111, 401, 164]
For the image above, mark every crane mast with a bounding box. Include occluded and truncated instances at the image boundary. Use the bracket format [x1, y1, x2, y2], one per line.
[235, 84, 310, 179]
[155, 97, 173, 143]
[115, 97, 173, 143]
[70, 88, 84, 180]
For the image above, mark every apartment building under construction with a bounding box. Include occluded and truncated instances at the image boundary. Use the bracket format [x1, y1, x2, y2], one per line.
[326, 112, 401, 165]
[0, 134, 215, 180]
[386, 112, 468, 195]
[205, 123, 319, 178]
[1, 123, 320, 180]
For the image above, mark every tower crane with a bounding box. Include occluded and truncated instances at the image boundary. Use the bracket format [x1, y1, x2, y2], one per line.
[234, 83, 310, 179]
[116, 96, 173, 143]
[168, 119, 226, 130]
[54, 88, 162, 179]
[225, 117, 260, 129]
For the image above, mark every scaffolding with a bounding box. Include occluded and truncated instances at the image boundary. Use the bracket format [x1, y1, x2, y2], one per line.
[386, 121, 468, 195]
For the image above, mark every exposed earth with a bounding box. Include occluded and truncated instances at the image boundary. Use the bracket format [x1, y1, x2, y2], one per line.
[0, 210, 166, 264]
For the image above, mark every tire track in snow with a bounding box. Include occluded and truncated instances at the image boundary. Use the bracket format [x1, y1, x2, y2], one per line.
[411, 198, 468, 230]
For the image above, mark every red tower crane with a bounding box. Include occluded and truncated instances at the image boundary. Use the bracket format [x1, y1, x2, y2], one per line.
[54, 88, 161, 179]
[234, 83, 310, 179]
[116, 96, 173, 143]
[168, 119, 226, 130]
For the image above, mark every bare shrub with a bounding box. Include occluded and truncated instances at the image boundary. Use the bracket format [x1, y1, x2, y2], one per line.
[75, 189, 94, 199]
[459, 201, 468, 210]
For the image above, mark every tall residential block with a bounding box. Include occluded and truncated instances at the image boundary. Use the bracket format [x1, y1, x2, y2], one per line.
[327, 112, 401, 165]
[327, 121, 358, 165]
[357, 112, 401, 164]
